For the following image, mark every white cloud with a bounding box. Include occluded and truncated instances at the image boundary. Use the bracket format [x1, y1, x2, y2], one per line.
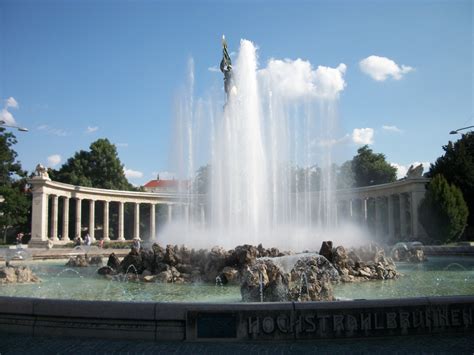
[151, 171, 175, 180]
[86, 126, 98, 133]
[352, 128, 374, 145]
[208, 66, 220, 73]
[47, 154, 61, 167]
[124, 168, 143, 179]
[37, 124, 68, 136]
[258, 58, 346, 100]
[1, 97, 19, 125]
[359, 55, 413, 81]
[391, 161, 430, 179]
[5, 97, 18, 109]
[382, 125, 402, 133]
[0, 108, 16, 125]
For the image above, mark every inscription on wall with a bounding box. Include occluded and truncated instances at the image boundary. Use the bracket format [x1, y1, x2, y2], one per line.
[246, 307, 473, 337]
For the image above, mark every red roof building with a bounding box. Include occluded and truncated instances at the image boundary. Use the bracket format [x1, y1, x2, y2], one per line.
[143, 175, 189, 193]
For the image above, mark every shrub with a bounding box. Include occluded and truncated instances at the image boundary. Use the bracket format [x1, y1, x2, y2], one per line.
[419, 174, 469, 244]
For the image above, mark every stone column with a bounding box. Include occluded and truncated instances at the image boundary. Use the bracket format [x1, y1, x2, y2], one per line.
[168, 204, 173, 223]
[184, 204, 190, 225]
[89, 200, 95, 242]
[411, 191, 424, 239]
[75, 198, 82, 240]
[374, 197, 383, 238]
[399, 193, 407, 238]
[200, 204, 205, 227]
[29, 178, 49, 245]
[387, 194, 395, 240]
[62, 197, 70, 241]
[349, 199, 353, 218]
[149, 203, 156, 240]
[103, 201, 110, 241]
[134, 202, 140, 240]
[50, 195, 59, 241]
[118, 202, 125, 241]
[363, 198, 368, 223]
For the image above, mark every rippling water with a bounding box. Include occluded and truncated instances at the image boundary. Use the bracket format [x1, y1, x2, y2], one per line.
[1, 256, 472, 302]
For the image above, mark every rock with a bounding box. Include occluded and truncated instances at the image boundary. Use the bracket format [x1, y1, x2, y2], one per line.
[107, 253, 121, 270]
[66, 255, 89, 267]
[319, 241, 333, 262]
[176, 263, 193, 274]
[241, 259, 289, 302]
[233, 245, 258, 266]
[120, 248, 143, 274]
[142, 275, 156, 282]
[97, 266, 116, 275]
[0, 266, 40, 284]
[163, 245, 179, 266]
[89, 255, 103, 266]
[219, 266, 240, 285]
[156, 270, 173, 283]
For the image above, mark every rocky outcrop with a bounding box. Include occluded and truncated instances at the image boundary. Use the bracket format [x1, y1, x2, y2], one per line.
[391, 244, 427, 263]
[241, 254, 339, 302]
[65, 255, 103, 268]
[0, 265, 40, 284]
[97, 241, 400, 302]
[333, 244, 399, 282]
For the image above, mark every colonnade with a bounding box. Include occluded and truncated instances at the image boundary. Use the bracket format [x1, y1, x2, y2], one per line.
[335, 178, 428, 241]
[28, 171, 429, 246]
[28, 174, 196, 246]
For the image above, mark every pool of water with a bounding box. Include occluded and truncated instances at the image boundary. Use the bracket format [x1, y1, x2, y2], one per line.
[1, 256, 473, 302]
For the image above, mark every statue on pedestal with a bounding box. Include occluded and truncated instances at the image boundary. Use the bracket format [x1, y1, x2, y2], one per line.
[34, 163, 50, 180]
[220, 35, 234, 99]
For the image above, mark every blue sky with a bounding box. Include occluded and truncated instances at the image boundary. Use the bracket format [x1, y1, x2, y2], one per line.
[1, 0, 472, 185]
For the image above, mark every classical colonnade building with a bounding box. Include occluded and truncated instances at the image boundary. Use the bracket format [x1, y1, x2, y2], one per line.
[28, 171, 429, 246]
[28, 172, 201, 247]
[334, 178, 428, 242]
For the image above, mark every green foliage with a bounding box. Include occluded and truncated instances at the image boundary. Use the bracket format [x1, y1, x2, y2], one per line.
[195, 164, 210, 194]
[351, 145, 397, 187]
[337, 160, 355, 189]
[0, 128, 25, 184]
[51, 138, 134, 191]
[428, 132, 474, 230]
[419, 174, 468, 244]
[0, 128, 29, 242]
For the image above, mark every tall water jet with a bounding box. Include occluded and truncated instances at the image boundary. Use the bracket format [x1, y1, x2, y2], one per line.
[211, 39, 269, 241]
[163, 37, 351, 250]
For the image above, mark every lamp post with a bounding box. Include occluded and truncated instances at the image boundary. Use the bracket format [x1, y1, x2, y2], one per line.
[449, 125, 474, 135]
[0, 119, 28, 132]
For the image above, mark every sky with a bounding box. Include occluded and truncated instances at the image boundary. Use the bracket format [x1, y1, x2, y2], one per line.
[0, 0, 472, 185]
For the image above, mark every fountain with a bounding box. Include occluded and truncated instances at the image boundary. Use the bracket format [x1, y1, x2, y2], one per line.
[0, 37, 472, 343]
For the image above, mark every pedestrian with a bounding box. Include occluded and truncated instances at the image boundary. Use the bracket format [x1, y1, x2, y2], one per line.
[16, 233, 24, 246]
[84, 233, 91, 246]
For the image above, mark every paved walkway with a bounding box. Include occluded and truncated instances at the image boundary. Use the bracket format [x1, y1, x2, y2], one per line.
[0, 332, 473, 354]
[0, 246, 130, 260]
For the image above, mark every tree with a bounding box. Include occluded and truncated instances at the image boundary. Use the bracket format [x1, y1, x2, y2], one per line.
[195, 164, 210, 194]
[337, 160, 355, 189]
[428, 132, 474, 234]
[351, 145, 397, 187]
[51, 138, 134, 191]
[419, 174, 468, 244]
[0, 128, 29, 243]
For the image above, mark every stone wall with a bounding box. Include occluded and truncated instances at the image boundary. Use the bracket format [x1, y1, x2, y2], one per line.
[0, 296, 472, 341]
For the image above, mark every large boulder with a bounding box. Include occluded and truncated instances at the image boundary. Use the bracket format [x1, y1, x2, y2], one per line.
[107, 253, 121, 271]
[319, 241, 333, 263]
[240, 259, 289, 302]
[65, 255, 89, 267]
[120, 248, 143, 274]
[0, 266, 40, 284]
